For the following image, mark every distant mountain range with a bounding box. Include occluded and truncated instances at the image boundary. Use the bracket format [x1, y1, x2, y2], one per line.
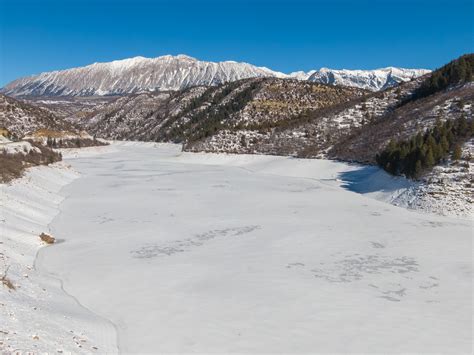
[303, 67, 431, 91]
[1, 55, 430, 97]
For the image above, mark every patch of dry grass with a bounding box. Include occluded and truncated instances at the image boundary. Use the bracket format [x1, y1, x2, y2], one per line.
[1, 267, 15, 290]
[1, 276, 15, 290]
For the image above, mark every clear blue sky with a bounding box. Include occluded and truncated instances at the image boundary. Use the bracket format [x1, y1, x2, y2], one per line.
[0, 0, 472, 86]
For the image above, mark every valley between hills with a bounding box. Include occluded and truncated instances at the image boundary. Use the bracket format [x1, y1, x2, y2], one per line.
[0, 53, 472, 352]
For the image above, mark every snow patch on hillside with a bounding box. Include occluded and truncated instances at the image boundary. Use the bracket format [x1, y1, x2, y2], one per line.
[0, 139, 40, 155]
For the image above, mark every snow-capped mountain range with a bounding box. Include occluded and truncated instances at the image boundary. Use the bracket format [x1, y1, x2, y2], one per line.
[305, 67, 431, 91]
[1, 54, 430, 97]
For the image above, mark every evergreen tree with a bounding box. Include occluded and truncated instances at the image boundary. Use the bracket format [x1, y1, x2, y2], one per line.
[447, 130, 455, 146]
[425, 148, 435, 167]
[440, 135, 449, 153]
[456, 115, 468, 136]
[414, 160, 422, 178]
[411, 54, 474, 101]
[452, 145, 462, 160]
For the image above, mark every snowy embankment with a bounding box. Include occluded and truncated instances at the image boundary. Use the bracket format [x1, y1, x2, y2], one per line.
[0, 146, 118, 353]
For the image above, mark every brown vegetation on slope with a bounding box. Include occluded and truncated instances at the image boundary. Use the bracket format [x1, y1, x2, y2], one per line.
[0, 142, 62, 183]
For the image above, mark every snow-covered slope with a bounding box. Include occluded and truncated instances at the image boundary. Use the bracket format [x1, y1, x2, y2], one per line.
[1, 55, 286, 97]
[288, 70, 317, 80]
[307, 67, 431, 91]
[0, 94, 75, 137]
[81, 78, 365, 142]
[0, 157, 117, 353]
[0, 138, 40, 155]
[391, 137, 473, 217]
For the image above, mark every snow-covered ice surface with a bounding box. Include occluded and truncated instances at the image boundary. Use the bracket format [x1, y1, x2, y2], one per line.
[32, 142, 472, 353]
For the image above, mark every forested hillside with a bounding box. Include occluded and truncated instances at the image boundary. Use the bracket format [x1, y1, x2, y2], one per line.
[376, 116, 473, 178]
[410, 54, 473, 101]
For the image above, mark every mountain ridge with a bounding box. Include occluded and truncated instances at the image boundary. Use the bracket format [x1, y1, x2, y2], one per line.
[2, 55, 430, 97]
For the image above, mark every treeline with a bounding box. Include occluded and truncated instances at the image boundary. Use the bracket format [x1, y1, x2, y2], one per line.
[376, 115, 473, 179]
[46, 136, 108, 148]
[411, 54, 473, 101]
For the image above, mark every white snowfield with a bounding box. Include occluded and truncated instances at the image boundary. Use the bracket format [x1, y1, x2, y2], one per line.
[1, 142, 472, 353]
